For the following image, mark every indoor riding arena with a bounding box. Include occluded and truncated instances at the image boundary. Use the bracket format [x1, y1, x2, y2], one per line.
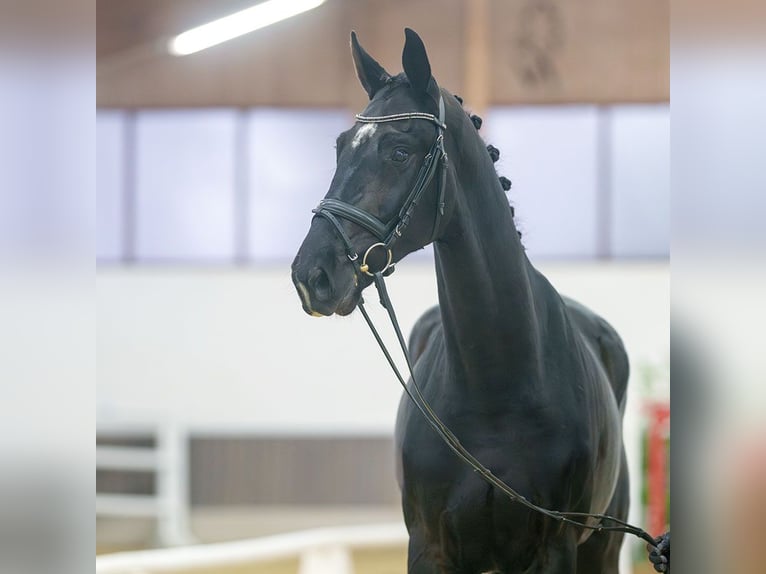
[96, 1, 671, 573]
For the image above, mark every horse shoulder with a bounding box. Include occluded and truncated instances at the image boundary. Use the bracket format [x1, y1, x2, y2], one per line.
[408, 304, 442, 364]
[561, 296, 630, 408]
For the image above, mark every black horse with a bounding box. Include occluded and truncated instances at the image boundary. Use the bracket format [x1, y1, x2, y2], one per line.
[292, 29, 629, 573]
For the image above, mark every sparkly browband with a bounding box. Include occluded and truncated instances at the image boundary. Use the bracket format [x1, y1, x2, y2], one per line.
[355, 112, 446, 130]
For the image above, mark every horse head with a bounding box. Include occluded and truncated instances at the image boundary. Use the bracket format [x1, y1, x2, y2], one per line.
[291, 29, 455, 316]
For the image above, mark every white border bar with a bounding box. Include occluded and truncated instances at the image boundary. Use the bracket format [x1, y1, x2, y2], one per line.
[97, 522, 407, 573]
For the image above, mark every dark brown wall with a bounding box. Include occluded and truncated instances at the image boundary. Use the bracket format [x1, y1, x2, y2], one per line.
[489, 0, 669, 104]
[96, 434, 399, 507]
[190, 436, 399, 506]
[97, 0, 668, 109]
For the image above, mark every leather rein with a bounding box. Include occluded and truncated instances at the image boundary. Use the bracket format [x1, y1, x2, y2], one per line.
[310, 94, 660, 551]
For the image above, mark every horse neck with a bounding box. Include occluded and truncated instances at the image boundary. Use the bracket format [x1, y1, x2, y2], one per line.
[433, 114, 547, 392]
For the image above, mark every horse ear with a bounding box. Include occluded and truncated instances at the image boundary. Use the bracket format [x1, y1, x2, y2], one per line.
[402, 28, 438, 102]
[350, 31, 390, 100]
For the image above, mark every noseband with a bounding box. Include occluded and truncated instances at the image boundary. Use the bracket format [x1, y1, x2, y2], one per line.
[312, 95, 448, 277]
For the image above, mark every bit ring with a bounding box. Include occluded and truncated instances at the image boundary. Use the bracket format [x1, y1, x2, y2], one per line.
[359, 243, 393, 276]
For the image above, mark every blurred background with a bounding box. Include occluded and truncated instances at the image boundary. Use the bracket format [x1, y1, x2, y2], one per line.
[96, 1, 669, 572]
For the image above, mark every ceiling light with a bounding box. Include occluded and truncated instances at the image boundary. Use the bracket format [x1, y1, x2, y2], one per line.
[169, 0, 326, 56]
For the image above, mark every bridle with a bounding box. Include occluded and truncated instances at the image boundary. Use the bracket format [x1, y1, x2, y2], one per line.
[312, 94, 448, 278]
[308, 93, 664, 558]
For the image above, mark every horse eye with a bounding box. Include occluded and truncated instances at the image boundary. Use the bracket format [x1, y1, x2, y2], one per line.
[391, 148, 409, 163]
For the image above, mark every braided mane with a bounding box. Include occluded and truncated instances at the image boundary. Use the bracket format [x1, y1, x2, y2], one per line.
[376, 76, 520, 239]
[452, 94, 521, 239]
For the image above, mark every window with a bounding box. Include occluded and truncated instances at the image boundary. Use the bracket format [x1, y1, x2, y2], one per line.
[486, 107, 599, 258]
[97, 111, 126, 261]
[96, 105, 669, 263]
[134, 110, 237, 261]
[247, 109, 349, 261]
[609, 106, 670, 257]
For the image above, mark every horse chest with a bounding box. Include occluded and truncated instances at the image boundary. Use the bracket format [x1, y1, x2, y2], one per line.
[392, 330, 613, 565]
[396, 403, 570, 570]
[395, 384, 572, 526]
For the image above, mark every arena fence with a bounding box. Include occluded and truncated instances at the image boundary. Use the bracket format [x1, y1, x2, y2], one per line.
[96, 522, 408, 574]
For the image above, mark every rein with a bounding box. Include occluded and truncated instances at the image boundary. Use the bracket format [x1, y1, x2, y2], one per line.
[312, 95, 661, 552]
[358, 273, 659, 548]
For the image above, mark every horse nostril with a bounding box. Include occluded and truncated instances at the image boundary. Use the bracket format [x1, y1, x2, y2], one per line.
[308, 267, 332, 301]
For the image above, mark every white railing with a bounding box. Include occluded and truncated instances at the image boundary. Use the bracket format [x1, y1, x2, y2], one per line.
[96, 522, 408, 574]
[97, 413, 194, 547]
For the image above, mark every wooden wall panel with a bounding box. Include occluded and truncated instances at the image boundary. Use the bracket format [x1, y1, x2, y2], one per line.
[97, 0, 466, 109]
[96, 434, 400, 506]
[341, 0, 466, 112]
[489, 0, 669, 104]
[97, 0, 668, 108]
[98, 0, 351, 107]
[190, 436, 399, 506]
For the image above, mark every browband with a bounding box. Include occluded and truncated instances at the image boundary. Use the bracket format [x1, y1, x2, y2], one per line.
[355, 112, 446, 130]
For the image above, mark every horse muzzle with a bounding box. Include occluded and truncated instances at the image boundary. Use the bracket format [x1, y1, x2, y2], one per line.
[291, 246, 360, 317]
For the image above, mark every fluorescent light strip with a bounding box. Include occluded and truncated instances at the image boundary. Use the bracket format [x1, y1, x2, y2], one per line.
[169, 0, 326, 56]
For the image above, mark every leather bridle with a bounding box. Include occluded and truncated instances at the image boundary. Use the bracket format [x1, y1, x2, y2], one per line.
[312, 94, 448, 278]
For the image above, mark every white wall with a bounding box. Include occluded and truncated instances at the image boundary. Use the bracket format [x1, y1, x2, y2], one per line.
[97, 261, 668, 434]
[97, 261, 666, 571]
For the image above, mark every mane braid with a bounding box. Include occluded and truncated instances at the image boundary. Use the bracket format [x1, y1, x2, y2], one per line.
[370, 82, 520, 238]
[453, 98, 517, 234]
